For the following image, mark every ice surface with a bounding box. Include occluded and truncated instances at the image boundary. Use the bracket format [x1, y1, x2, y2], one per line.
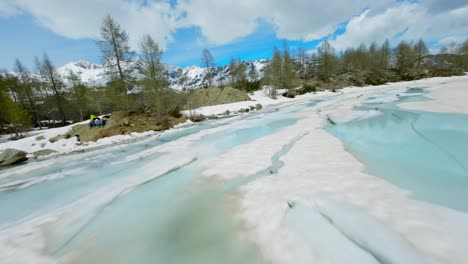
[315, 198, 429, 264]
[285, 203, 379, 264]
[2, 75, 468, 264]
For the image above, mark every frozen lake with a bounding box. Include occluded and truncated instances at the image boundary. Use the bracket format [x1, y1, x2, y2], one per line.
[328, 88, 468, 211]
[1, 80, 468, 264]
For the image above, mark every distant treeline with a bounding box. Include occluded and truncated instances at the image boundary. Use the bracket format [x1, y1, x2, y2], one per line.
[263, 39, 468, 98]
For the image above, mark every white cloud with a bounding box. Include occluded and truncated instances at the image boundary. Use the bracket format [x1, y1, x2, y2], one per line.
[2, 0, 181, 50]
[176, 0, 393, 45]
[0, 1, 20, 17]
[1, 0, 468, 54]
[328, 1, 468, 51]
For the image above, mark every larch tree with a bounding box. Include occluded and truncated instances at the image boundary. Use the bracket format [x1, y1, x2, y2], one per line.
[37, 53, 67, 125]
[264, 47, 282, 99]
[456, 39, 468, 70]
[369, 41, 380, 69]
[317, 41, 339, 80]
[2, 98, 31, 138]
[139, 34, 168, 121]
[414, 39, 429, 67]
[67, 71, 91, 121]
[201, 48, 215, 87]
[379, 39, 391, 70]
[282, 42, 297, 96]
[14, 59, 41, 129]
[97, 15, 133, 94]
[395, 41, 417, 73]
[228, 58, 247, 89]
[297, 48, 308, 79]
[0, 77, 31, 138]
[228, 57, 238, 86]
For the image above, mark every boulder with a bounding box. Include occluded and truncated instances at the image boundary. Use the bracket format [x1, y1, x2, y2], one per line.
[0, 148, 28, 167]
[35, 135, 45, 141]
[33, 149, 58, 159]
[255, 104, 263, 110]
[49, 134, 70, 143]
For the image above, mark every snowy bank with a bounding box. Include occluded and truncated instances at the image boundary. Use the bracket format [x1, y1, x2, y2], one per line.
[399, 75, 468, 114]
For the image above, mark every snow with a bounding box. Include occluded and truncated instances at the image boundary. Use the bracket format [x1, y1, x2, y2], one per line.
[54, 59, 270, 90]
[0, 119, 162, 159]
[399, 75, 468, 114]
[1, 75, 468, 263]
[199, 78, 468, 264]
[285, 203, 380, 264]
[0, 150, 199, 264]
[183, 87, 337, 117]
[314, 198, 428, 264]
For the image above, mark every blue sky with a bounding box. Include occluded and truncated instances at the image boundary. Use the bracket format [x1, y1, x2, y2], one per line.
[0, 14, 323, 69]
[0, 0, 467, 70]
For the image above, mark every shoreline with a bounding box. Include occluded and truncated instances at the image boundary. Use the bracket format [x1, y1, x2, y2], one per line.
[1, 74, 466, 160]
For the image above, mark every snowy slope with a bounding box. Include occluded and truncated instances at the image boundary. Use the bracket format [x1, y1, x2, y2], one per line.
[57, 59, 269, 90]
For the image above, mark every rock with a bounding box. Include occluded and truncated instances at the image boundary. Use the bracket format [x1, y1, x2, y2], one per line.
[255, 104, 263, 110]
[99, 126, 124, 138]
[189, 115, 206, 122]
[33, 149, 58, 159]
[249, 105, 256, 111]
[168, 106, 183, 118]
[239, 108, 248, 113]
[120, 117, 131, 126]
[0, 148, 28, 167]
[49, 134, 70, 143]
[36, 135, 45, 141]
[167, 116, 188, 127]
[223, 110, 230, 115]
[188, 87, 251, 109]
[70, 111, 190, 142]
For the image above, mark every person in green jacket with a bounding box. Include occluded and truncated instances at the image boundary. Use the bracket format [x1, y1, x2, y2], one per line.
[89, 114, 102, 127]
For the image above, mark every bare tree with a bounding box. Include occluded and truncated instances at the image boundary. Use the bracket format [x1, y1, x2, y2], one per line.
[37, 53, 67, 125]
[201, 48, 215, 87]
[414, 39, 429, 67]
[14, 59, 42, 129]
[297, 48, 308, 79]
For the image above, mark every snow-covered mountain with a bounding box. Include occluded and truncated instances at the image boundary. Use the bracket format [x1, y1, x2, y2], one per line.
[57, 59, 269, 90]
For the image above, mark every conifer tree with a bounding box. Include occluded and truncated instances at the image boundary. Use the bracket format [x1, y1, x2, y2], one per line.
[37, 53, 67, 125]
[139, 35, 169, 121]
[317, 41, 339, 80]
[201, 49, 215, 87]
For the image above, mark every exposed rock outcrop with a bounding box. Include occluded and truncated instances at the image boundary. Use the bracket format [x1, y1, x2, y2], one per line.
[189, 87, 251, 109]
[69, 112, 188, 142]
[33, 149, 58, 159]
[0, 148, 28, 167]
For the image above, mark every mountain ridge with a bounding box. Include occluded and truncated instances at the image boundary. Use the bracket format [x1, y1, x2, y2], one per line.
[56, 59, 269, 90]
